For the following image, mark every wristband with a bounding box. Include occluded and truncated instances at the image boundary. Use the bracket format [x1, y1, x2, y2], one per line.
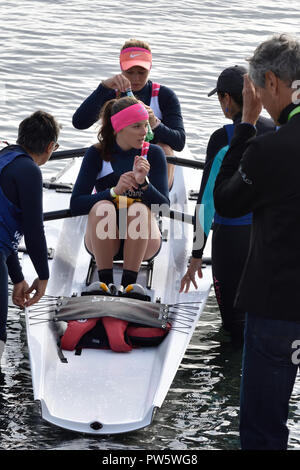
[110, 187, 117, 198]
[138, 176, 150, 189]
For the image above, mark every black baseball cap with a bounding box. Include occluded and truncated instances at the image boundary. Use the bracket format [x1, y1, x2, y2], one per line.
[208, 65, 248, 97]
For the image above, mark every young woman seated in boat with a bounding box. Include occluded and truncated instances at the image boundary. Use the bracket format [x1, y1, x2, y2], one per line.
[72, 38, 186, 188]
[70, 96, 169, 295]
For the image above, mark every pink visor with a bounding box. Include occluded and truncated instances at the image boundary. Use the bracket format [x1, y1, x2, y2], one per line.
[111, 103, 149, 133]
[120, 47, 152, 71]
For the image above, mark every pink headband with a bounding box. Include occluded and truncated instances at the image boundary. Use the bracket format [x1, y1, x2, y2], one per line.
[120, 47, 152, 71]
[111, 103, 149, 133]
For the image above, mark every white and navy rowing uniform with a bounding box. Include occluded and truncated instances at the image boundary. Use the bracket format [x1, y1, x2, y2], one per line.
[72, 80, 185, 152]
[70, 141, 169, 216]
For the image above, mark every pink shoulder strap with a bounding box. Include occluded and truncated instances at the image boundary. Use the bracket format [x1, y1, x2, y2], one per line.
[151, 82, 160, 97]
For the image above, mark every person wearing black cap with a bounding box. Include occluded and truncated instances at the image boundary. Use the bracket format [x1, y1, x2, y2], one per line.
[180, 65, 275, 348]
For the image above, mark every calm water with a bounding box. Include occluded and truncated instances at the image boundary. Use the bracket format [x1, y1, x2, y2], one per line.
[0, 0, 299, 451]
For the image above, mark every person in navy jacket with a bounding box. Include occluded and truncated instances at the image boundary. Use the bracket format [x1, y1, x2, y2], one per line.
[0, 110, 61, 364]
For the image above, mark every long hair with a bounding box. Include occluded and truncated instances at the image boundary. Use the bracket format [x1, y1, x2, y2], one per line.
[96, 96, 139, 161]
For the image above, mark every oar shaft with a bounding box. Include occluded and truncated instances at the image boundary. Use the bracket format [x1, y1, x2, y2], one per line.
[44, 209, 72, 221]
[51, 148, 89, 160]
[43, 208, 194, 224]
[51, 147, 205, 170]
[166, 156, 204, 170]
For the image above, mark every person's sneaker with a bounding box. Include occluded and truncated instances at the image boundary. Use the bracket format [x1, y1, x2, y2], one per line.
[124, 283, 146, 296]
[116, 285, 124, 296]
[123, 283, 150, 301]
[108, 283, 118, 296]
[81, 281, 116, 296]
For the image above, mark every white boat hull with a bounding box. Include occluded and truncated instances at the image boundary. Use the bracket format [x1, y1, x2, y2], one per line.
[23, 147, 212, 434]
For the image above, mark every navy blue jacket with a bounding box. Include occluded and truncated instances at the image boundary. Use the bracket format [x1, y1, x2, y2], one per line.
[0, 145, 49, 283]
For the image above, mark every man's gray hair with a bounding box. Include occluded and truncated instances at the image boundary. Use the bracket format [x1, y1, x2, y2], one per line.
[248, 33, 300, 87]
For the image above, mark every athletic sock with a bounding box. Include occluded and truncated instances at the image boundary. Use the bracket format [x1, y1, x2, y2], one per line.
[97, 269, 113, 286]
[121, 269, 138, 287]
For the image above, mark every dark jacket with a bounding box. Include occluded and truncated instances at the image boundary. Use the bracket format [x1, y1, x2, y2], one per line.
[214, 103, 300, 321]
[0, 145, 49, 282]
[192, 113, 275, 258]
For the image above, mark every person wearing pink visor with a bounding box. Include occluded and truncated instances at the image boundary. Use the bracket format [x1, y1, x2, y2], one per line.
[70, 96, 169, 297]
[72, 39, 186, 188]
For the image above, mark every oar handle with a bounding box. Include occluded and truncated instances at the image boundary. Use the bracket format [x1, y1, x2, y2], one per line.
[43, 208, 194, 224]
[166, 156, 204, 170]
[51, 147, 204, 170]
[51, 147, 89, 161]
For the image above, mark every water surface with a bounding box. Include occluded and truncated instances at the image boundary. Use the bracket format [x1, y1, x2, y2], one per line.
[0, 0, 299, 450]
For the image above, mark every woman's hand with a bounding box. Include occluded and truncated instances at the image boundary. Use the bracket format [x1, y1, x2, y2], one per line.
[179, 258, 203, 293]
[143, 104, 157, 128]
[114, 171, 139, 195]
[102, 74, 131, 93]
[133, 156, 150, 185]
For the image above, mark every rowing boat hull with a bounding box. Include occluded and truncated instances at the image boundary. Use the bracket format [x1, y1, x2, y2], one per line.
[23, 146, 212, 434]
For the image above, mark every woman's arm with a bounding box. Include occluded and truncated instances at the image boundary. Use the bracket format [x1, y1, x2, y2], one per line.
[15, 160, 49, 281]
[70, 146, 112, 215]
[72, 83, 116, 130]
[140, 144, 170, 207]
[153, 86, 186, 151]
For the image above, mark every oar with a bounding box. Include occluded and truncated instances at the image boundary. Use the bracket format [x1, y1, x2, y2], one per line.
[51, 147, 88, 160]
[166, 155, 204, 170]
[51, 147, 205, 170]
[43, 208, 194, 225]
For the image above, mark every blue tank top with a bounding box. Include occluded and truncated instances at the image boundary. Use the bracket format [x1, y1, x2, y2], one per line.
[213, 124, 252, 226]
[0, 147, 29, 256]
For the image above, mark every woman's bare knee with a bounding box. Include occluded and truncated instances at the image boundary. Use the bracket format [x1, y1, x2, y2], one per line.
[88, 200, 118, 241]
[143, 236, 161, 261]
[89, 200, 115, 219]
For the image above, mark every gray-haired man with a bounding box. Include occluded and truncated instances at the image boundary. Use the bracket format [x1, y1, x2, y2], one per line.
[214, 34, 300, 450]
